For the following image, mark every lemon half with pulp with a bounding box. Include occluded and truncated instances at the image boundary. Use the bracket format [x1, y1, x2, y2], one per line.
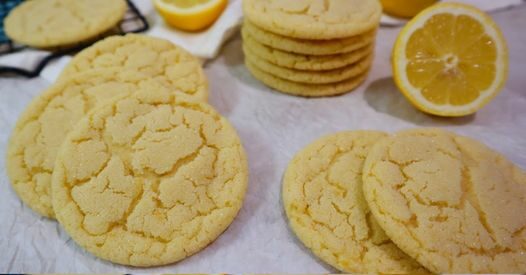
[392, 3, 509, 117]
[154, 0, 228, 32]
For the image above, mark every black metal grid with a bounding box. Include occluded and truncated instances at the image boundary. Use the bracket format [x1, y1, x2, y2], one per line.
[0, 0, 149, 77]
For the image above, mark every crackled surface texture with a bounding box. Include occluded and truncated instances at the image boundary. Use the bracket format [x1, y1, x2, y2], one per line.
[243, 0, 381, 40]
[6, 69, 164, 218]
[245, 60, 368, 97]
[4, 0, 126, 48]
[362, 128, 526, 273]
[243, 20, 376, 56]
[283, 131, 428, 273]
[61, 34, 208, 101]
[244, 48, 373, 85]
[51, 88, 248, 266]
[242, 29, 373, 71]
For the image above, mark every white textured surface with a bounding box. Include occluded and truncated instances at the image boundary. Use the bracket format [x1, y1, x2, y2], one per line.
[1, 5, 526, 273]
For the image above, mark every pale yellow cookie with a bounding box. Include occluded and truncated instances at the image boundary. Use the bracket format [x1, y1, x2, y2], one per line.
[4, 0, 126, 48]
[243, 0, 382, 40]
[6, 69, 166, 218]
[60, 34, 208, 101]
[243, 20, 376, 56]
[51, 87, 248, 266]
[283, 131, 429, 273]
[242, 29, 373, 71]
[246, 60, 369, 97]
[362, 128, 526, 273]
[244, 47, 373, 84]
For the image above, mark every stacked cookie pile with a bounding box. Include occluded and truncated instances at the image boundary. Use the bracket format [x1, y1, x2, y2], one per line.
[242, 0, 382, 97]
[7, 34, 248, 267]
[283, 128, 526, 274]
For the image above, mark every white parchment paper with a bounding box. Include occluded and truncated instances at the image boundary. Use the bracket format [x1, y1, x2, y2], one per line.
[1, 5, 525, 273]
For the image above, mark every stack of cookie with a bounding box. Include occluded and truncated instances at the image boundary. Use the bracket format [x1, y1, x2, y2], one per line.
[283, 128, 526, 274]
[242, 0, 382, 97]
[6, 34, 248, 267]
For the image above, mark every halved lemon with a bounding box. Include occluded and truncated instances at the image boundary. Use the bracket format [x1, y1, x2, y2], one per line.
[153, 0, 228, 32]
[393, 3, 509, 117]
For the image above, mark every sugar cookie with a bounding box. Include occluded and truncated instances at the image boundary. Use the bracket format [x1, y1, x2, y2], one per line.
[61, 34, 208, 101]
[243, 20, 376, 56]
[4, 0, 126, 48]
[283, 131, 428, 273]
[242, 29, 373, 71]
[362, 128, 526, 273]
[51, 87, 248, 266]
[246, 60, 368, 97]
[243, 0, 381, 40]
[7, 69, 164, 218]
[244, 47, 373, 84]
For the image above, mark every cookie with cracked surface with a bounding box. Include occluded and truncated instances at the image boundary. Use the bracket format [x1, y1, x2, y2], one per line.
[4, 0, 126, 48]
[51, 87, 248, 267]
[6, 69, 168, 218]
[246, 59, 368, 97]
[243, 20, 376, 56]
[283, 131, 429, 273]
[362, 128, 526, 273]
[243, 0, 382, 40]
[60, 34, 208, 101]
[244, 46, 373, 84]
[242, 29, 373, 71]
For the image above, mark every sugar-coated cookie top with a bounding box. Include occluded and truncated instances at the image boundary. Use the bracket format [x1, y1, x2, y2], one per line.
[362, 128, 526, 273]
[6, 69, 162, 218]
[243, 0, 382, 40]
[61, 34, 208, 101]
[4, 0, 127, 48]
[283, 131, 429, 273]
[51, 87, 248, 266]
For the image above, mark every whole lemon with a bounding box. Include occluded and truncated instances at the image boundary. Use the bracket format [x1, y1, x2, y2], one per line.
[381, 0, 439, 18]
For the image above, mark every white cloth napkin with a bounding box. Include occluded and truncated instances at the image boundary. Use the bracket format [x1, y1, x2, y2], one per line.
[381, 0, 524, 26]
[0, 0, 244, 82]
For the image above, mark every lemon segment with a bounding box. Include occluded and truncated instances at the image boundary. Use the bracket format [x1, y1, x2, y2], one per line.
[381, 0, 438, 18]
[154, 0, 228, 32]
[393, 3, 509, 117]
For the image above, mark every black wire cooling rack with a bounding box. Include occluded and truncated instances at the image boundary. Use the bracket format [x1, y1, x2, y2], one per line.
[0, 0, 149, 77]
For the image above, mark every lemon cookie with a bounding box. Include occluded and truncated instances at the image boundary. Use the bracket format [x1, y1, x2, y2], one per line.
[246, 60, 368, 97]
[362, 128, 526, 273]
[244, 48, 373, 84]
[243, 0, 382, 40]
[51, 88, 248, 266]
[4, 0, 126, 48]
[243, 30, 373, 71]
[243, 20, 376, 56]
[60, 34, 208, 101]
[283, 131, 428, 273]
[6, 69, 165, 218]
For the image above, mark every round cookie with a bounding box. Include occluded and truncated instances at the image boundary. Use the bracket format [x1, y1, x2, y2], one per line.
[4, 0, 126, 48]
[244, 47, 373, 84]
[362, 128, 526, 273]
[51, 88, 248, 267]
[6, 69, 166, 218]
[283, 131, 429, 273]
[243, 20, 376, 56]
[243, 29, 373, 71]
[243, 0, 382, 40]
[246, 59, 369, 97]
[60, 34, 208, 101]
